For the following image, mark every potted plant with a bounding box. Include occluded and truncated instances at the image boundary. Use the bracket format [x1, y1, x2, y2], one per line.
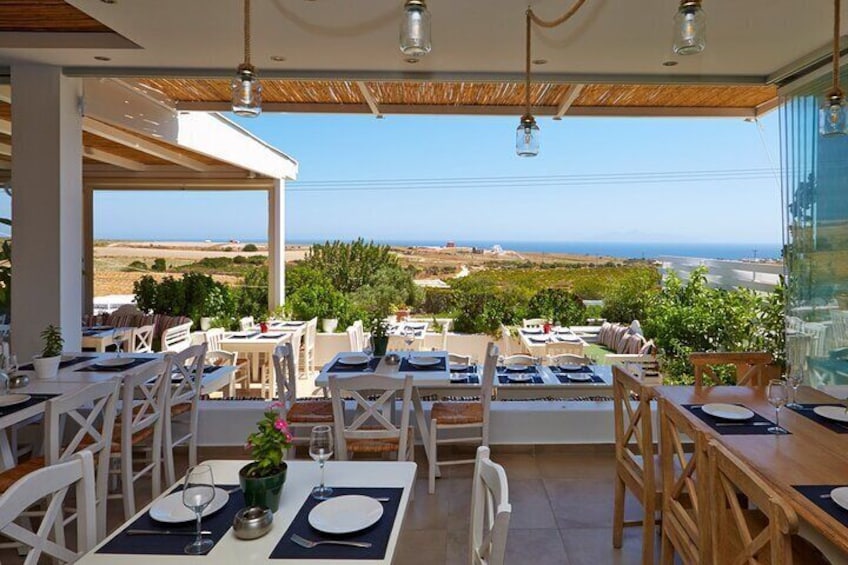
[369, 317, 390, 356]
[395, 304, 410, 322]
[33, 325, 63, 380]
[239, 403, 292, 512]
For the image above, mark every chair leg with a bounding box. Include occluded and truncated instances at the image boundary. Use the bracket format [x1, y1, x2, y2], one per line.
[121, 452, 135, 520]
[612, 473, 625, 548]
[642, 497, 656, 564]
[428, 419, 437, 494]
[660, 529, 674, 565]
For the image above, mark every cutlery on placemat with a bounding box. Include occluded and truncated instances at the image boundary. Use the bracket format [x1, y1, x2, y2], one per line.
[291, 533, 372, 549]
[714, 422, 772, 427]
[127, 529, 212, 536]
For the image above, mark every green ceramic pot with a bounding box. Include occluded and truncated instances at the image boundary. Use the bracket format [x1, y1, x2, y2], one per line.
[372, 336, 389, 356]
[238, 462, 287, 512]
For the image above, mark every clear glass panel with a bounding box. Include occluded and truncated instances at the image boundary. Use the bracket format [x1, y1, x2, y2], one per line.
[783, 68, 848, 385]
[400, 1, 431, 57]
[672, 3, 705, 55]
[515, 119, 540, 157]
[231, 71, 262, 117]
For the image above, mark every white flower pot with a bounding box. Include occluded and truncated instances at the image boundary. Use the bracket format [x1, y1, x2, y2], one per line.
[321, 318, 339, 333]
[200, 317, 212, 331]
[32, 355, 61, 380]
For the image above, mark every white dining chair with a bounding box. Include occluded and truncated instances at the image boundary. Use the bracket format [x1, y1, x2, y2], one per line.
[522, 318, 548, 328]
[428, 342, 498, 493]
[347, 324, 364, 352]
[500, 353, 536, 366]
[0, 451, 96, 565]
[239, 316, 255, 331]
[131, 323, 155, 353]
[299, 317, 318, 379]
[547, 353, 592, 366]
[469, 446, 511, 565]
[329, 373, 413, 462]
[448, 352, 473, 366]
[161, 321, 193, 353]
[163, 343, 207, 487]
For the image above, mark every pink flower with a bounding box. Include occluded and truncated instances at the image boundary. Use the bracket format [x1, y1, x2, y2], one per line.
[274, 418, 289, 432]
[285, 431, 293, 443]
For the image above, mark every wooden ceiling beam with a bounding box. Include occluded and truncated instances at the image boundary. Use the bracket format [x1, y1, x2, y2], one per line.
[355, 81, 383, 118]
[553, 84, 585, 120]
[82, 146, 151, 172]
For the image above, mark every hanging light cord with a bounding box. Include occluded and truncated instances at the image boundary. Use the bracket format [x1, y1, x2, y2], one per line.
[833, 0, 842, 94]
[524, 0, 589, 116]
[243, 0, 252, 67]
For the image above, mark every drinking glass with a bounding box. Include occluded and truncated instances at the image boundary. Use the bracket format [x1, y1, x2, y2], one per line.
[403, 326, 416, 349]
[7, 355, 18, 374]
[363, 339, 373, 358]
[767, 379, 788, 435]
[182, 465, 216, 555]
[785, 363, 804, 409]
[309, 425, 334, 500]
[113, 335, 124, 358]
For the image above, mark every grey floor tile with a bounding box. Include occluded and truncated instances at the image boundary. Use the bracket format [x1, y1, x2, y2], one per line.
[393, 529, 447, 565]
[504, 529, 571, 565]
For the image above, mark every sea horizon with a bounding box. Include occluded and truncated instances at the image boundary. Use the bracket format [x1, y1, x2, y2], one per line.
[95, 237, 782, 261]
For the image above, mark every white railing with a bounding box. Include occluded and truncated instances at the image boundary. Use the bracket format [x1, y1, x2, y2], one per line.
[659, 256, 784, 292]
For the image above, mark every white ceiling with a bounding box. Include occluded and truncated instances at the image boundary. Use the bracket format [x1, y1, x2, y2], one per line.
[0, 0, 841, 83]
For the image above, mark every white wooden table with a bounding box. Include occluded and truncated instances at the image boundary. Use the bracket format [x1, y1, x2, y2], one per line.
[518, 327, 586, 356]
[219, 331, 295, 398]
[77, 459, 417, 565]
[81, 326, 134, 352]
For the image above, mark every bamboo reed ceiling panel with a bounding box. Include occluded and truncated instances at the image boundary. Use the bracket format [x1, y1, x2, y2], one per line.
[366, 81, 563, 107]
[139, 79, 364, 105]
[0, 1, 112, 32]
[574, 84, 777, 108]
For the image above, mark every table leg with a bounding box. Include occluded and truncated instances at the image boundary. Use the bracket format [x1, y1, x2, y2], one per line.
[411, 388, 439, 477]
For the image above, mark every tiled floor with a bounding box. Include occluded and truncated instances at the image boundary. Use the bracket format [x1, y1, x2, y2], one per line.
[0, 445, 658, 564]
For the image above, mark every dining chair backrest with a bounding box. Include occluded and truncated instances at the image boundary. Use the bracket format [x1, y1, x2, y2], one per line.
[689, 351, 774, 387]
[659, 397, 711, 565]
[273, 342, 297, 414]
[304, 317, 317, 353]
[161, 321, 193, 353]
[239, 316, 255, 332]
[131, 324, 155, 353]
[612, 365, 655, 504]
[448, 353, 472, 366]
[479, 343, 499, 438]
[707, 440, 803, 565]
[163, 343, 207, 486]
[545, 341, 584, 357]
[469, 446, 511, 565]
[205, 327, 225, 351]
[499, 324, 515, 356]
[288, 326, 305, 378]
[548, 353, 592, 366]
[347, 324, 364, 352]
[328, 373, 413, 461]
[0, 450, 96, 564]
[500, 354, 535, 366]
[522, 318, 547, 328]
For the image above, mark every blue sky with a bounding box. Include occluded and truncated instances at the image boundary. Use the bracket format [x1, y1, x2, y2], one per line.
[3, 111, 784, 247]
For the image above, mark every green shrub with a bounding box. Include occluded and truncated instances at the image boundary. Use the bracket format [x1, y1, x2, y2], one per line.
[451, 282, 530, 335]
[242, 243, 259, 252]
[527, 288, 586, 326]
[133, 272, 235, 327]
[233, 266, 269, 320]
[421, 288, 455, 315]
[233, 255, 247, 264]
[126, 260, 148, 272]
[151, 258, 167, 272]
[601, 268, 661, 323]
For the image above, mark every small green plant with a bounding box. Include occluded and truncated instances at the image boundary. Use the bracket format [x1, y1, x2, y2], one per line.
[242, 243, 259, 252]
[126, 260, 148, 272]
[40, 325, 63, 358]
[151, 258, 167, 272]
[244, 404, 292, 477]
[369, 317, 390, 339]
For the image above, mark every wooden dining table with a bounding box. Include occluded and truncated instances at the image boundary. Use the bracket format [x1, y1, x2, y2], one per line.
[654, 384, 848, 560]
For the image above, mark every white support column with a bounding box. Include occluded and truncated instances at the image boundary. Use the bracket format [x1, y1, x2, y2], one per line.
[267, 179, 285, 312]
[11, 66, 83, 358]
[83, 185, 94, 315]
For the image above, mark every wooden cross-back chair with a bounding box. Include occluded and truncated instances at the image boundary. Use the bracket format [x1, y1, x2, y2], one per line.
[0, 451, 96, 565]
[329, 373, 413, 462]
[300, 317, 318, 379]
[689, 351, 775, 387]
[273, 342, 333, 457]
[545, 341, 584, 357]
[612, 365, 661, 564]
[131, 324, 154, 353]
[163, 343, 207, 486]
[708, 440, 832, 565]
[548, 353, 592, 366]
[660, 398, 711, 565]
[469, 446, 512, 565]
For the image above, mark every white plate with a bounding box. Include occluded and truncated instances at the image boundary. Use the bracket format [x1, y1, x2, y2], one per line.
[450, 374, 471, 382]
[564, 373, 593, 382]
[522, 328, 542, 334]
[0, 394, 31, 408]
[308, 495, 384, 534]
[557, 364, 586, 372]
[95, 357, 135, 368]
[813, 405, 848, 423]
[830, 487, 848, 511]
[701, 403, 755, 421]
[504, 363, 532, 372]
[337, 354, 370, 366]
[556, 336, 581, 342]
[408, 356, 440, 367]
[149, 487, 229, 524]
[507, 373, 533, 383]
[449, 363, 470, 372]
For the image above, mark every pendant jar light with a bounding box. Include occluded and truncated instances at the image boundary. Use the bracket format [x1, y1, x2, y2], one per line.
[231, 0, 262, 117]
[517, 0, 588, 157]
[672, 0, 706, 55]
[821, 0, 848, 136]
[400, 0, 432, 58]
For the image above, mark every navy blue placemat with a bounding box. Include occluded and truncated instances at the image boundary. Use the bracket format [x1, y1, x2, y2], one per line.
[450, 364, 477, 374]
[399, 358, 447, 372]
[19, 356, 90, 371]
[683, 404, 789, 435]
[327, 357, 381, 373]
[0, 394, 58, 418]
[553, 368, 604, 384]
[228, 332, 260, 340]
[450, 375, 480, 384]
[788, 404, 848, 433]
[794, 485, 848, 527]
[257, 333, 288, 340]
[82, 329, 111, 337]
[97, 484, 243, 555]
[77, 357, 153, 373]
[498, 374, 543, 384]
[521, 329, 543, 335]
[528, 336, 551, 344]
[270, 487, 403, 560]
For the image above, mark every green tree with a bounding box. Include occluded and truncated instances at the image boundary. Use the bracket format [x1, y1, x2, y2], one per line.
[151, 258, 167, 272]
[527, 288, 586, 325]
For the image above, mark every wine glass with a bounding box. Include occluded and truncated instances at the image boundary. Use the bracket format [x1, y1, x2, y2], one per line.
[785, 363, 804, 409]
[403, 326, 416, 349]
[767, 379, 788, 435]
[182, 465, 216, 555]
[113, 333, 125, 358]
[7, 355, 17, 374]
[309, 425, 334, 500]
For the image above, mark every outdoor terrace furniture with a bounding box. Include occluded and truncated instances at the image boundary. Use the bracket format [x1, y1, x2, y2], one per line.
[428, 342, 498, 493]
[470, 446, 511, 565]
[386, 320, 429, 351]
[162, 343, 207, 486]
[219, 327, 298, 399]
[597, 321, 655, 357]
[522, 318, 548, 328]
[0, 451, 96, 564]
[689, 351, 776, 387]
[273, 342, 333, 457]
[160, 321, 193, 353]
[238, 316, 254, 331]
[298, 317, 318, 379]
[612, 365, 661, 564]
[347, 320, 366, 352]
[518, 325, 587, 357]
[130, 324, 154, 353]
